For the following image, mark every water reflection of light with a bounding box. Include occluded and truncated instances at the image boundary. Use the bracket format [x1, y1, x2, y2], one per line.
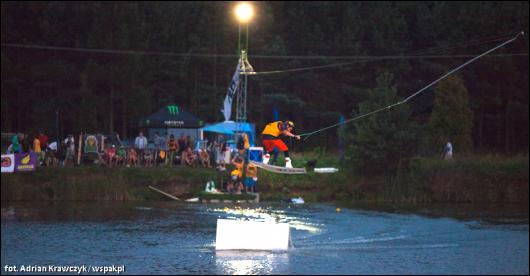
[215, 251, 289, 275]
[208, 206, 321, 234]
[224, 259, 260, 275]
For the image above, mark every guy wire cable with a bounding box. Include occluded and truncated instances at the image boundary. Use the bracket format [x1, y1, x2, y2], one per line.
[245, 33, 522, 75]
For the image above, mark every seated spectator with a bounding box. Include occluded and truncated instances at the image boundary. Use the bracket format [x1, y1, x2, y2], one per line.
[44, 149, 58, 167]
[127, 148, 138, 167]
[222, 142, 231, 166]
[198, 149, 211, 168]
[64, 140, 76, 167]
[234, 181, 244, 194]
[158, 150, 166, 165]
[155, 134, 167, 166]
[41, 140, 59, 167]
[64, 134, 75, 147]
[63, 135, 75, 166]
[106, 145, 117, 167]
[229, 168, 243, 194]
[116, 147, 127, 166]
[215, 141, 226, 171]
[226, 181, 235, 193]
[144, 149, 154, 167]
[153, 132, 162, 165]
[181, 147, 197, 167]
[185, 135, 193, 151]
[177, 134, 186, 156]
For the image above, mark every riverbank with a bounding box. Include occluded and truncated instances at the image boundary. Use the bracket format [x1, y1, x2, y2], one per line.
[1, 155, 528, 206]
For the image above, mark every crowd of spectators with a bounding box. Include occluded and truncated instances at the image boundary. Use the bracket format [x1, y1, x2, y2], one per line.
[4, 130, 258, 193]
[5, 132, 78, 167]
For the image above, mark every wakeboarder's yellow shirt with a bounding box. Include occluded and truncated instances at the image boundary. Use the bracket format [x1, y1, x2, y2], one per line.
[262, 121, 282, 137]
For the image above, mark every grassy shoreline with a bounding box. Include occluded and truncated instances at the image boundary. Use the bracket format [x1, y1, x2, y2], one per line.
[1, 155, 528, 207]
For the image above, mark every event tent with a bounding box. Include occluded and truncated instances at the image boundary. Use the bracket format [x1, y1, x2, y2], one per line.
[140, 105, 204, 141]
[201, 121, 256, 146]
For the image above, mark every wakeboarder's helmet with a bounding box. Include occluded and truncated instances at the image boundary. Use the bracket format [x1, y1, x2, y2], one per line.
[281, 120, 294, 130]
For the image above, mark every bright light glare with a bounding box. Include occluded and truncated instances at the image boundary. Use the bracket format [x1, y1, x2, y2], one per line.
[235, 2, 254, 23]
[209, 206, 322, 234]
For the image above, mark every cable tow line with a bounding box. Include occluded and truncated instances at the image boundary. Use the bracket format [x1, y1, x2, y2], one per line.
[299, 31, 525, 141]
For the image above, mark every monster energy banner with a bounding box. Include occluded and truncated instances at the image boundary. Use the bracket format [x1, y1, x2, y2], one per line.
[167, 105, 179, 115]
[142, 105, 204, 128]
[222, 62, 241, 121]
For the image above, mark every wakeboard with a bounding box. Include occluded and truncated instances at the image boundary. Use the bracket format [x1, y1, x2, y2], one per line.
[249, 161, 307, 174]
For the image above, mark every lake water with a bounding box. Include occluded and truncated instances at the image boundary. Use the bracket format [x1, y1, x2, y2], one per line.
[1, 202, 528, 275]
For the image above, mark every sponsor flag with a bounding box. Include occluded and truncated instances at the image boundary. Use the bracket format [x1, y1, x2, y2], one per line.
[222, 61, 241, 121]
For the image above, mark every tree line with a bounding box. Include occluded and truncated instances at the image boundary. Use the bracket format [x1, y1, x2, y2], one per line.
[1, 1, 528, 158]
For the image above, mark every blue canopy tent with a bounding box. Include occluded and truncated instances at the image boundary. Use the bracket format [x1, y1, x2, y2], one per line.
[201, 121, 255, 146]
[201, 124, 235, 136]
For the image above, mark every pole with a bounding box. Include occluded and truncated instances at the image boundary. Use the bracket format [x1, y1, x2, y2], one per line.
[55, 109, 60, 146]
[77, 131, 82, 165]
[236, 23, 242, 122]
[238, 24, 241, 57]
[236, 23, 249, 123]
[243, 23, 249, 122]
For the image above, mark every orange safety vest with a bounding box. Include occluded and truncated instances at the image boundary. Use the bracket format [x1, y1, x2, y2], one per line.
[261, 121, 282, 137]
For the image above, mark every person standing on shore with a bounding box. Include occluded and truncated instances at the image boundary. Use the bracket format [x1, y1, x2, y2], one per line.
[443, 141, 453, 160]
[134, 131, 148, 165]
[166, 135, 178, 167]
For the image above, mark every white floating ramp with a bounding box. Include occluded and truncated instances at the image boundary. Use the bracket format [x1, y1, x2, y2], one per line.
[215, 219, 290, 251]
